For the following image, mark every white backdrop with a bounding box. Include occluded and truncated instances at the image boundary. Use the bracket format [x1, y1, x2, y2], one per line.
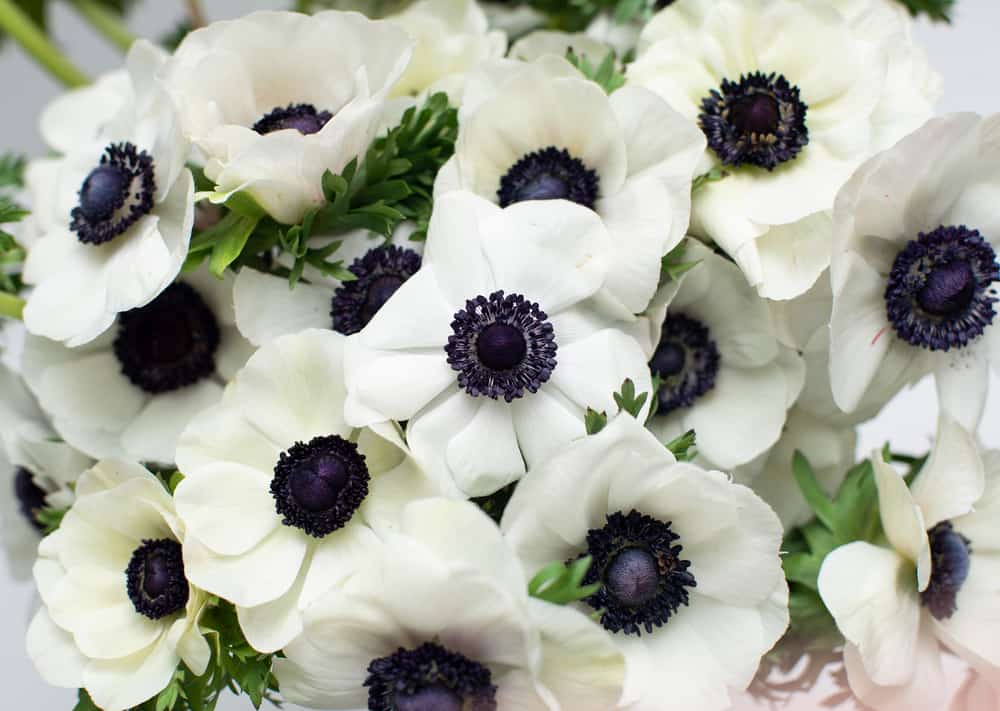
[0, 0, 997, 708]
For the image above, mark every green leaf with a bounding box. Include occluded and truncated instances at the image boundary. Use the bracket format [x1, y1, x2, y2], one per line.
[612, 378, 649, 419]
[0, 153, 25, 189]
[792, 451, 838, 533]
[207, 215, 262, 276]
[35, 505, 67, 534]
[664, 429, 697, 462]
[782, 552, 823, 590]
[585, 407, 608, 435]
[528, 556, 601, 605]
[660, 240, 701, 282]
[896, 0, 954, 21]
[565, 48, 626, 94]
[691, 166, 727, 192]
[73, 689, 101, 711]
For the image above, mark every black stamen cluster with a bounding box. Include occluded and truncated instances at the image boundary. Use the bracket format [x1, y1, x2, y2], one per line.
[125, 539, 189, 620]
[331, 245, 422, 335]
[71, 142, 156, 245]
[650, 313, 720, 415]
[498, 146, 599, 209]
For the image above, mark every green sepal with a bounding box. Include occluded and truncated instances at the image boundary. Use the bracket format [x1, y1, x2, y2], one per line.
[528, 556, 601, 605]
[664, 430, 697, 462]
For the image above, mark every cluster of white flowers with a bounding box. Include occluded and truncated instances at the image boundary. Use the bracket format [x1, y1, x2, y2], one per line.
[0, 0, 996, 709]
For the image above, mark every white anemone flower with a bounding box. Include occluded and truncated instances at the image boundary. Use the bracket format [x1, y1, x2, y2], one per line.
[387, 0, 506, 99]
[162, 10, 413, 225]
[436, 56, 705, 317]
[275, 497, 625, 711]
[641, 242, 804, 469]
[0, 365, 90, 579]
[735, 408, 857, 531]
[234, 225, 423, 346]
[830, 113, 1000, 432]
[27, 459, 210, 711]
[501, 414, 788, 711]
[628, 0, 940, 301]
[21, 268, 254, 465]
[509, 30, 611, 65]
[343, 191, 651, 498]
[173, 329, 437, 653]
[22, 41, 193, 347]
[818, 418, 1000, 711]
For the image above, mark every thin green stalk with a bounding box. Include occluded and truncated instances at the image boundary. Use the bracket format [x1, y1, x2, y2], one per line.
[0, 0, 88, 87]
[0, 291, 24, 320]
[70, 0, 136, 52]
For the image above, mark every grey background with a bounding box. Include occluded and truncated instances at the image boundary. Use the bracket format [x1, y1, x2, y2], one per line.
[0, 0, 998, 708]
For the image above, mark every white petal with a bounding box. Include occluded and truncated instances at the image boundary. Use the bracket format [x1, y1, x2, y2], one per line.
[445, 397, 525, 497]
[484, 200, 608, 314]
[818, 541, 921, 686]
[27, 609, 87, 689]
[873, 453, 932, 587]
[935, 349, 990, 432]
[121, 381, 224, 465]
[175, 398, 281, 477]
[527, 598, 625, 711]
[936, 553, 1000, 667]
[911, 414, 985, 529]
[511, 388, 585, 468]
[829, 252, 898, 413]
[843, 621, 949, 711]
[547, 329, 652, 415]
[684, 363, 790, 469]
[174, 461, 278, 556]
[421, 192, 498, 305]
[234, 268, 333, 346]
[83, 629, 180, 711]
[182, 526, 308, 608]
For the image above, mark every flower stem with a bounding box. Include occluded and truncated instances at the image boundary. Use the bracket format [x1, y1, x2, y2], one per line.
[0, 291, 24, 321]
[69, 0, 135, 53]
[0, 0, 88, 87]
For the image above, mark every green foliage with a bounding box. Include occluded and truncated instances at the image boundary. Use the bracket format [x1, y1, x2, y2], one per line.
[471, 481, 517, 524]
[691, 166, 727, 193]
[528, 556, 601, 605]
[565, 48, 626, 94]
[781, 455, 881, 641]
[660, 240, 701, 283]
[111, 600, 280, 711]
[585, 379, 652, 435]
[35, 505, 67, 534]
[187, 93, 457, 285]
[0, 153, 25, 189]
[0, 153, 26, 296]
[897, 0, 954, 21]
[0, 0, 135, 46]
[524, 0, 660, 32]
[664, 430, 697, 462]
[73, 690, 101, 711]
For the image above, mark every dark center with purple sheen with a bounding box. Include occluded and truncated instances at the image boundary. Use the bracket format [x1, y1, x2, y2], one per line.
[253, 103, 333, 135]
[921, 521, 971, 620]
[365, 642, 497, 711]
[331, 245, 423, 335]
[445, 290, 557, 402]
[650, 314, 720, 415]
[885, 225, 999, 351]
[576, 509, 696, 636]
[125, 539, 189, 620]
[271, 435, 369, 538]
[71, 142, 156, 245]
[498, 146, 599, 209]
[114, 282, 220, 394]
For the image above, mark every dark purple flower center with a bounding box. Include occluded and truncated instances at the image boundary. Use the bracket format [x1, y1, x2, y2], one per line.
[366, 642, 497, 711]
[253, 103, 333, 135]
[576, 509, 695, 636]
[331, 245, 422, 335]
[125, 539, 188, 620]
[885, 225, 999, 351]
[650, 314, 720, 415]
[445, 290, 557, 402]
[114, 282, 220, 395]
[71, 142, 156, 245]
[699, 71, 808, 170]
[14, 467, 46, 533]
[921, 521, 971, 620]
[498, 146, 599, 209]
[270, 435, 369, 538]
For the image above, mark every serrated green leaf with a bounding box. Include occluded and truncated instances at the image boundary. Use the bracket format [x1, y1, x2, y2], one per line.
[585, 407, 608, 435]
[664, 429, 697, 462]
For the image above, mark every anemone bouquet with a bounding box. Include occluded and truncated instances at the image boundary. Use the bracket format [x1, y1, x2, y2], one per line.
[0, 0, 997, 709]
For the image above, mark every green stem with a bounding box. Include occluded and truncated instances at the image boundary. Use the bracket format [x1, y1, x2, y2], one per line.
[69, 0, 135, 52]
[0, 291, 24, 320]
[0, 0, 88, 87]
